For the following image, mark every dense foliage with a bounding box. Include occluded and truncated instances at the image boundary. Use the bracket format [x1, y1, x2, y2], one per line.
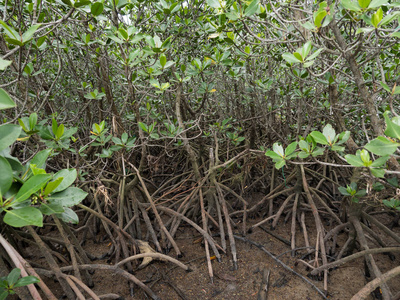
[0, 0, 400, 299]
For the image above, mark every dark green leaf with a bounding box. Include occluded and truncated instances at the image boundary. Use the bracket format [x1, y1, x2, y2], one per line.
[47, 187, 88, 207]
[0, 124, 21, 151]
[13, 276, 40, 287]
[56, 207, 79, 224]
[7, 268, 21, 286]
[365, 136, 399, 156]
[3, 207, 43, 227]
[345, 154, 365, 167]
[21, 24, 41, 43]
[370, 168, 385, 178]
[245, 0, 259, 17]
[52, 169, 77, 193]
[309, 131, 328, 145]
[91, 2, 104, 16]
[15, 174, 51, 202]
[0, 156, 13, 195]
[39, 203, 65, 215]
[0, 58, 12, 71]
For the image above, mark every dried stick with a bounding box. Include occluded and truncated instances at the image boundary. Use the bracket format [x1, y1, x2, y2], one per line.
[64, 276, 85, 300]
[272, 193, 295, 228]
[115, 253, 191, 271]
[361, 211, 400, 244]
[291, 193, 299, 256]
[216, 182, 238, 270]
[140, 203, 221, 261]
[36, 264, 160, 300]
[351, 265, 400, 300]
[53, 215, 81, 280]
[300, 211, 311, 253]
[350, 216, 392, 299]
[139, 205, 162, 252]
[300, 165, 328, 294]
[131, 163, 181, 256]
[199, 188, 214, 282]
[67, 275, 100, 300]
[311, 247, 400, 275]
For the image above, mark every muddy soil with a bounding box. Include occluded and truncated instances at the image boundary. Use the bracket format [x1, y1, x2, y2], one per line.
[28, 194, 400, 300]
[80, 214, 400, 300]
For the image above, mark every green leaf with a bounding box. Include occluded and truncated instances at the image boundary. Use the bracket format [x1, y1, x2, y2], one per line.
[274, 159, 286, 169]
[285, 142, 297, 156]
[61, 0, 73, 7]
[314, 10, 327, 27]
[345, 154, 365, 167]
[29, 113, 37, 131]
[47, 187, 88, 207]
[0, 156, 13, 195]
[380, 81, 391, 93]
[293, 52, 303, 62]
[301, 41, 312, 58]
[43, 177, 63, 196]
[160, 54, 167, 67]
[21, 24, 41, 44]
[331, 145, 345, 151]
[265, 150, 282, 160]
[370, 168, 385, 178]
[371, 8, 383, 28]
[380, 12, 400, 26]
[365, 136, 400, 156]
[3, 207, 43, 227]
[0, 20, 19, 40]
[55, 124, 65, 140]
[282, 53, 302, 63]
[309, 131, 328, 145]
[0, 291, 8, 300]
[301, 21, 317, 31]
[384, 111, 400, 139]
[245, 0, 259, 17]
[207, 0, 220, 8]
[358, 0, 371, 8]
[306, 48, 324, 61]
[360, 149, 370, 164]
[15, 174, 51, 202]
[91, 2, 104, 16]
[338, 186, 351, 196]
[368, 0, 388, 8]
[226, 10, 240, 21]
[13, 276, 40, 288]
[39, 203, 65, 215]
[138, 122, 148, 132]
[299, 140, 309, 151]
[56, 207, 79, 224]
[370, 156, 389, 167]
[25, 148, 52, 178]
[0, 124, 21, 151]
[74, 0, 91, 7]
[0, 57, 12, 71]
[356, 27, 374, 34]
[52, 169, 77, 193]
[341, 0, 361, 11]
[7, 268, 21, 286]
[0, 88, 16, 110]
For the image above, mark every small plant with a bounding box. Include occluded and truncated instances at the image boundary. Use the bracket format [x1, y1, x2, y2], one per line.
[0, 268, 40, 300]
[338, 182, 367, 204]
